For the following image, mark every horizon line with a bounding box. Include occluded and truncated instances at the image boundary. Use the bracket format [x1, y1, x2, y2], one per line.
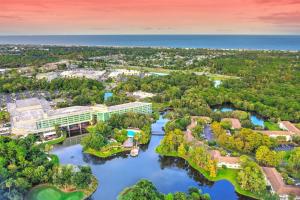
[1, 33, 300, 37]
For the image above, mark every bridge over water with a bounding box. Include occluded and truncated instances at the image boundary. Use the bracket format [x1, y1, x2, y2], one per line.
[151, 131, 165, 136]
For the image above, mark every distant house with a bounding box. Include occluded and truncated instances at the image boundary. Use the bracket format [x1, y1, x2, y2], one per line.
[36, 72, 59, 82]
[0, 69, 8, 74]
[210, 150, 240, 169]
[60, 69, 106, 80]
[262, 167, 300, 200]
[258, 131, 294, 141]
[131, 91, 155, 99]
[222, 118, 242, 130]
[279, 121, 300, 134]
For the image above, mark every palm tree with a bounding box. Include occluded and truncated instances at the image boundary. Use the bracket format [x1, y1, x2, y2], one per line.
[44, 144, 53, 155]
[133, 132, 142, 147]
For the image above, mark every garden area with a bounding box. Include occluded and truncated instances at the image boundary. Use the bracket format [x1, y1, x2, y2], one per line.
[81, 112, 154, 158]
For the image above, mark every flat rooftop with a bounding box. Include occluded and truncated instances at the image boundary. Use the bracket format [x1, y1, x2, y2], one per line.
[7, 98, 51, 132]
[8, 98, 151, 134]
[108, 102, 151, 112]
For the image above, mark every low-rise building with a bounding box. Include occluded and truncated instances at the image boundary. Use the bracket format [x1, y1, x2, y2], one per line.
[221, 118, 242, 130]
[210, 150, 240, 169]
[36, 72, 59, 82]
[279, 121, 300, 134]
[60, 69, 106, 80]
[7, 98, 152, 137]
[108, 69, 141, 78]
[131, 91, 155, 99]
[262, 167, 300, 200]
[259, 131, 294, 141]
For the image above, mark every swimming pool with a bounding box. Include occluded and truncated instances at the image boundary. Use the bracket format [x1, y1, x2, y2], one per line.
[104, 92, 113, 101]
[127, 129, 138, 137]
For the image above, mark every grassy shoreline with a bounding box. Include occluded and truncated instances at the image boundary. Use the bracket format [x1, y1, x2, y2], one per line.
[43, 132, 67, 146]
[156, 148, 261, 200]
[84, 147, 130, 158]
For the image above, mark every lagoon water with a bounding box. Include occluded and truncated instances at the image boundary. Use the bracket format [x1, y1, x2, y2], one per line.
[250, 116, 265, 127]
[52, 116, 250, 200]
[0, 35, 299, 50]
[214, 106, 265, 127]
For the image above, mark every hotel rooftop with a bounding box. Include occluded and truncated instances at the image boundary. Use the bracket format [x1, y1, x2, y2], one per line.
[7, 98, 152, 136]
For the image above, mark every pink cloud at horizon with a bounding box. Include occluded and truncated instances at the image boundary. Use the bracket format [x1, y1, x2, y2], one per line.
[0, 0, 299, 35]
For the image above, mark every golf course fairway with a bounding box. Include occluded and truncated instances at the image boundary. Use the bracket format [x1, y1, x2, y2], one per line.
[26, 185, 84, 200]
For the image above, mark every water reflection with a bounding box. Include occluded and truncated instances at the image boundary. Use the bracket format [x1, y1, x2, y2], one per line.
[52, 115, 252, 200]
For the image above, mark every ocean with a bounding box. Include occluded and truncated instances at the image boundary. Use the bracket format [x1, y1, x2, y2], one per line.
[0, 35, 299, 50]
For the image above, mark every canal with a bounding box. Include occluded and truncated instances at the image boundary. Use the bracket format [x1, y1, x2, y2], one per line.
[52, 115, 251, 200]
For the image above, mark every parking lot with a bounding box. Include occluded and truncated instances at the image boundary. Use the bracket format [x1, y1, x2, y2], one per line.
[0, 91, 52, 108]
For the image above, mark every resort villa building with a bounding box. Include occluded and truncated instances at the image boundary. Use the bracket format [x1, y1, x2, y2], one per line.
[7, 98, 152, 137]
[210, 150, 240, 169]
[262, 167, 300, 200]
[259, 121, 300, 141]
[279, 121, 300, 134]
[258, 131, 294, 141]
[221, 118, 242, 130]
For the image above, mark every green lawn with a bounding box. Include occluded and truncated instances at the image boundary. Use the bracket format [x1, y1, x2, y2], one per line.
[43, 132, 67, 145]
[156, 148, 261, 200]
[84, 146, 128, 158]
[26, 185, 84, 200]
[264, 121, 281, 131]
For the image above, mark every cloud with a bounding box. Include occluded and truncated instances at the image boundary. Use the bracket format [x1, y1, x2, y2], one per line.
[0, 15, 22, 21]
[258, 11, 300, 25]
[255, 0, 300, 4]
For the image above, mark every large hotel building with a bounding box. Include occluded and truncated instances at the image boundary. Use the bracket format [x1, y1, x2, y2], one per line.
[7, 98, 152, 137]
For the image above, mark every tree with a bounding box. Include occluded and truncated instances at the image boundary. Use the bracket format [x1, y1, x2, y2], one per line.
[72, 166, 92, 189]
[44, 144, 53, 154]
[119, 179, 163, 200]
[114, 129, 128, 143]
[52, 165, 74, 191]
[0, 111, 9, 123]
[81, 122, 112, 150]
[178, 143, 187, 157]
[287, 148, 300, 178]
[255, 146, 280, 167]
[134, 132, 142, 146]
[237, 156, 266, 193]
[0, 135, 55, 198]
[220, 120, 232, 130]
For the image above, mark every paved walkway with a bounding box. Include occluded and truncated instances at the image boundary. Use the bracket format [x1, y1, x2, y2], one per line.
[203, 125, 214, 141]
[123, 138, 133, 148]
[184, 116, 203, 146]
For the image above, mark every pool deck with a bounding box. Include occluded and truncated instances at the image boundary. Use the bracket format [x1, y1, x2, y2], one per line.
[123, 138, 134, 148]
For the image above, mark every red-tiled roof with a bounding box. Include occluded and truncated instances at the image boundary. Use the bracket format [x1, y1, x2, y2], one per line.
[280, 121, 300, 134]
[262, 167, 300, 197]
[259, 130, 294, 136]
[222, 118, 242, 129]
[210, 150, 240, 164]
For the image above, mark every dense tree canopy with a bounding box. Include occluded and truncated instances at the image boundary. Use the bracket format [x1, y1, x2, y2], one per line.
[237, 156, 266, 193]
[0, 135, 94, 200]
[211, 122, 276, 154]
[119, 180, 210, 200]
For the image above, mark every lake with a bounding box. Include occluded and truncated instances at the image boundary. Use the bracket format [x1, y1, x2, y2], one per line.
[52, 115, 251, 200]
[213, 106, 265, 127]
[0, 35, 300, 50]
